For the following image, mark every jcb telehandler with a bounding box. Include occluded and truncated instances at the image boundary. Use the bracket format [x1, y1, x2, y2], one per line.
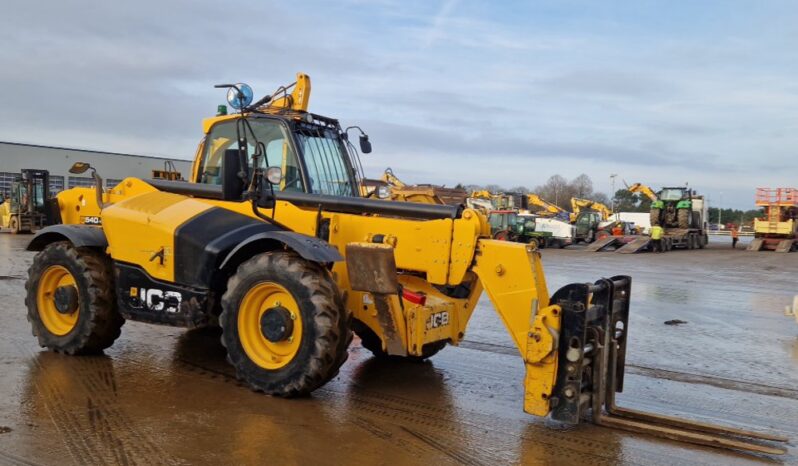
[24, 74, 787, 454]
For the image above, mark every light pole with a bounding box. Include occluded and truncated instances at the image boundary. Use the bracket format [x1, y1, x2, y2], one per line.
[609, 174, 617, 212]
[718, 192, 723, 227]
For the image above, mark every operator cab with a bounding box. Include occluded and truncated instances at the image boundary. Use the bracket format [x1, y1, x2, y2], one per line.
[195, 79, 368, 199]
[658, 187, 689, 201]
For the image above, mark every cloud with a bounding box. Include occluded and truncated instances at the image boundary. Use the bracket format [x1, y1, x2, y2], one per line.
[1, 0, 797, 208]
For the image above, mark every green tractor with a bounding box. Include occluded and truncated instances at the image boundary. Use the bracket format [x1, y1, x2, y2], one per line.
[488, 210, 552, 249]
[650, 187, 698, 229]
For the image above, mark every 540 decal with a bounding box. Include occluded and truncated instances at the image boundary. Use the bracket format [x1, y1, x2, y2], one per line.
[81, 216, 102, 225]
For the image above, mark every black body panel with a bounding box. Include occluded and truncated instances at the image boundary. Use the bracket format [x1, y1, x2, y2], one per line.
[174, 208, 276, 288]
[173, 207, 342, 289]
[147, 179, 461, 220]
[115, 262, 211, 327]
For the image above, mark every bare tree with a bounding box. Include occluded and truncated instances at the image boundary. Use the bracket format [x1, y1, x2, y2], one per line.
[591, 192, 610, 205]
[484, 184, 505, 193]
[571, 174, 593, 198]
[534, 175, 570, 208]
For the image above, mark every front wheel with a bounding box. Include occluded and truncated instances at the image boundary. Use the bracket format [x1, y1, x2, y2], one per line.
[220, 251, 351, 397]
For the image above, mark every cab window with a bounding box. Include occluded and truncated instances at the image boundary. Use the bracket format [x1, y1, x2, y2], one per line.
[199, 118, 304, 192]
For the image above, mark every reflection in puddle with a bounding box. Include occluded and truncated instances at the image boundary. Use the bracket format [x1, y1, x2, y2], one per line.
[635, 282, 691, 305]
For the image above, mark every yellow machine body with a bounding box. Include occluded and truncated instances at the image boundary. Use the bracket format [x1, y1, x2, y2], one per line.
[626, 182, 659, 202]
[525, 193, 569, 218]
[570, 197, 612, 222]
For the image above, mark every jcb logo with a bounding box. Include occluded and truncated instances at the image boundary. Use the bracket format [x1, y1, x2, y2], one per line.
[131, 287, 182, 313]
[426, 311, 449, 330]
[81, 216, 101, 225]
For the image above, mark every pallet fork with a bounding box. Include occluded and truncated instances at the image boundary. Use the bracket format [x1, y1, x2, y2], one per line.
[550, 277, 787, 454]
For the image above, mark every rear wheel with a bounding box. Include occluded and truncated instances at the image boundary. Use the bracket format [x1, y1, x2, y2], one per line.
[528, 237, 540, 250]
[25, 242, 124, 354]
[220, 251, 351, 397]
[677, 209, 690, 229]
[9, 216, 19, 234]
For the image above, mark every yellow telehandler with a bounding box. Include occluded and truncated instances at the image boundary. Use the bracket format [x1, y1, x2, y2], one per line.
[23, 74, 786, 454]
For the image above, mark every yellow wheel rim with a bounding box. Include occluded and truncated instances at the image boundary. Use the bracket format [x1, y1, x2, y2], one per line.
[36, 265, 79, 336]
[238, 282, 303, 370]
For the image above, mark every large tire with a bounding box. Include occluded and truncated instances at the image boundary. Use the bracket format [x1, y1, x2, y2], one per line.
[691, 211, 701, 229]
[493, 230, 513, 241]
[649, 209, 661, 227]
[25, 242, 124, 354]
[353, 320, 447, 362]
[220, 251, 351, 397]
[677, 209, 690, 229]
[9, 216, 19, 234]
[527, 237, 540, 250]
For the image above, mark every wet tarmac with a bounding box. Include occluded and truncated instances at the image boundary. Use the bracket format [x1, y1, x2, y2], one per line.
[0, 233, 796, 465]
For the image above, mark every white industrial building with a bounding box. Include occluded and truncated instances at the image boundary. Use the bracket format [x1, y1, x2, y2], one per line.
[0, 141, 193, 195]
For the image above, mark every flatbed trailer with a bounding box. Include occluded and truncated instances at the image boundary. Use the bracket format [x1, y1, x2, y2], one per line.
[660, 228, 707, 251]
[586, 229, 706, 253]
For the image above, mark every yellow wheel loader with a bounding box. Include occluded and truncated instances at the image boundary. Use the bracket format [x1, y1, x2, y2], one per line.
[23, 75, 787, 454]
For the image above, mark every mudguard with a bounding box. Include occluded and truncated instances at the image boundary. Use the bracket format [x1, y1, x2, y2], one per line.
[171, 207, 342, 289]
[26, 224, 108, 251]
[219, 230, 342, 271]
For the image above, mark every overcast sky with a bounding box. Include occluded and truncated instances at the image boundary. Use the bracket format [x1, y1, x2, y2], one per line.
[2, 0, 797, 208]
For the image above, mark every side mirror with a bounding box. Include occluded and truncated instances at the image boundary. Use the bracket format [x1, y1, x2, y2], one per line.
[69, 162, 91, 174]
[222, 149, 246, 201]
[264, 166, 283, 185]
[359, 134, 372, 154]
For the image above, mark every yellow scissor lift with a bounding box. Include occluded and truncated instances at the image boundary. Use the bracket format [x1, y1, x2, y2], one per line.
[749, 188, 798, 252]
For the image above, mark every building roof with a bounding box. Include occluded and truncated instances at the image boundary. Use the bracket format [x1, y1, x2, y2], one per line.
[0, 140, 192, 163]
